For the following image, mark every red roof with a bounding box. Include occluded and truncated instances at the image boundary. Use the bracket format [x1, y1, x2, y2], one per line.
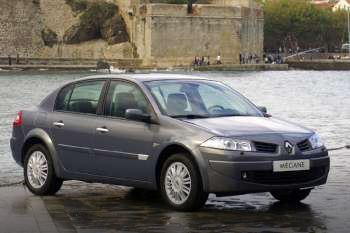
[311, 1, 335, 9]
[334, 0, 350, 5]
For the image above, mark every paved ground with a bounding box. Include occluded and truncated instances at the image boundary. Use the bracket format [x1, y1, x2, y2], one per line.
[1, 181, 342, 233]
[0, 185, 58, 233]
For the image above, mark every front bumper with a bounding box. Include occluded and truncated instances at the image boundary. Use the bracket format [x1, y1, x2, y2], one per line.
[200, 147, 330, 195]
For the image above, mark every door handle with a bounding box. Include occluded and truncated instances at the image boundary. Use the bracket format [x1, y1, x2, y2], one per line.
[96, 127, 109, 133]
[53, 121, 64, 127]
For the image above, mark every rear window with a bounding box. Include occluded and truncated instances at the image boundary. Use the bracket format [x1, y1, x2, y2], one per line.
[55, 81, 105, 114]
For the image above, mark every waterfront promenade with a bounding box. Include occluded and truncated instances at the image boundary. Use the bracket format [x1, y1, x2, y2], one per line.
[0, 64, 289, 72]
[0, 56, 290, 71]
[3, 57, 350, 71]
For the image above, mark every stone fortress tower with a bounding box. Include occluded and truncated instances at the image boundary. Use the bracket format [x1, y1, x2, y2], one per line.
[0, 0, 263, 67]
[116, 0, 263, 66]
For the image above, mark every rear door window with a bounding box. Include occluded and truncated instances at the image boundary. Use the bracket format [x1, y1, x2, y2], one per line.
[55, 81, 105, 114]
[55, 85, 73, 111]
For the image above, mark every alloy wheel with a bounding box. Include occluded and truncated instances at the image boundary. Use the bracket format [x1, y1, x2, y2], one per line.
[27, 151, 48, 189]
[165, 162, 192, 205]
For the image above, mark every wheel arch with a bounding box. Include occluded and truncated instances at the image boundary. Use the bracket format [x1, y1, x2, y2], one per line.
[155, 143, 208, 192]
[22, 128, 63, 178]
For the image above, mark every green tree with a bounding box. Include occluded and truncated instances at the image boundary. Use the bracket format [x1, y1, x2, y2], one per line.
[263, 0, 347, 52]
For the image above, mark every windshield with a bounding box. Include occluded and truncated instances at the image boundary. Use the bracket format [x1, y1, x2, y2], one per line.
[144, 79, 262, 118]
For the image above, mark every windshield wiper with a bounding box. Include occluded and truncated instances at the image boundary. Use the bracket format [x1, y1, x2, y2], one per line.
[169, 114, 210, 119]
[213, 114, 250, 117]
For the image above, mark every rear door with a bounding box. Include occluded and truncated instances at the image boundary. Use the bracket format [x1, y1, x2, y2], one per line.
[49, 80, 106, 174]
[92, 80, 157, 182]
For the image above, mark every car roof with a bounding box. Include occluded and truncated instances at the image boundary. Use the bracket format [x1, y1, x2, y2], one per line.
[75, 73, 209, 83]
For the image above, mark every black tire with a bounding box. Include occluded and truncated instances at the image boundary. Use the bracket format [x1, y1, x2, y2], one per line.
[160, 153, 208, 211]
[270, 189, 312, 203]
[24, 144, 63, 195]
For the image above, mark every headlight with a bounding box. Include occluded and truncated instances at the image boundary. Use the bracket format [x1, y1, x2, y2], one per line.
[200, 137, 252, 151]
[309, 133, 324, 149]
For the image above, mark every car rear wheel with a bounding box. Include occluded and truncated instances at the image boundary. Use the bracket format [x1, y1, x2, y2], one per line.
[160, 153, 208, 211]
[270, 189, 312, 203]
[24, 144, 63, 195]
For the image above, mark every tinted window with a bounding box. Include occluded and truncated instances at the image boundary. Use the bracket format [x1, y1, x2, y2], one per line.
[55, 81, 105, 114]
[105, 81, 150, 118]
[55, 85, 73, 111]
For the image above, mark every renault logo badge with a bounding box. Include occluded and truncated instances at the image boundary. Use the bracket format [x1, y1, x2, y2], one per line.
[284, 141, 294, 154]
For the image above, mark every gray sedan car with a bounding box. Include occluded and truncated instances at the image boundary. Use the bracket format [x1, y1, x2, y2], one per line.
[10, 74, 329, 211]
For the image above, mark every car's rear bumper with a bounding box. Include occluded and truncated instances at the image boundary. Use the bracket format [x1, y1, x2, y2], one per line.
[10, 136, 24, 166]
[200, 148, 330, 195]
[10, 126, 25, 167]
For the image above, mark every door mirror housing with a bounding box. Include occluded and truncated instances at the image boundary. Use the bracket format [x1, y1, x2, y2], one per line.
[257, 106, 271, 117]
[125, 109, 151, 122]
[257, 106, 267, 113]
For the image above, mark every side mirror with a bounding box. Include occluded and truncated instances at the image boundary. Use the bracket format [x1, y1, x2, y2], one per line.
[125, 109, 151, 122]
[257, 106, 271, 117]
[257, 106, 267, 113]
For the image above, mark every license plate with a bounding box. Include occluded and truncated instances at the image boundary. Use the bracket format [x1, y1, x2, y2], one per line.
[273, 160, 310, 172]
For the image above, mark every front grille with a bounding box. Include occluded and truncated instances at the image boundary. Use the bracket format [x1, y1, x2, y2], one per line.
[254, 141, 278, 153]
[297, 139, 312, 152]
[243, 167, 326, 185]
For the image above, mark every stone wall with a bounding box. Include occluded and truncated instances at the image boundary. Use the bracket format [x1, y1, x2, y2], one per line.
[0, 0, 263, 67]
[118, 2, 263, 67]
[240, 6, 264, 58]
[146, 5, 242, 65]
[0, 0, 43, 57]
[0, 0, 132, 59]
[38, 0, 133, 59]
[209, 0, 259, 8]
[287, 60, 350, 70]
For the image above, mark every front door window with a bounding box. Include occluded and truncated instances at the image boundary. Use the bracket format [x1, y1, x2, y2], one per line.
[105, 81, 150, 118]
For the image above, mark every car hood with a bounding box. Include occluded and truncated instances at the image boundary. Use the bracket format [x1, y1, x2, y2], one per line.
[183, 116, 313, 137]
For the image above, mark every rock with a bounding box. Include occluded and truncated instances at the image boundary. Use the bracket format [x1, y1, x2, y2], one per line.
[41, 28, 58, 47]
[65, 0, 88, 13]
[63, 2, 120, 44]
[81, 2, 117, 26]
[63, 23, 99, 44]
[101, 15, 129, 45]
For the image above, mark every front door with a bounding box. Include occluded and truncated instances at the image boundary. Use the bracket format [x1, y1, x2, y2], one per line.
[92, 80, 157, 182]
[50, 80, 106, 174]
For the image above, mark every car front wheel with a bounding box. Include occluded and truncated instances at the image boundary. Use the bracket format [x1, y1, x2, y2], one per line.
[270, 189, 312, 203]
[24, 144, 63, 195]
[160, 153, 208, 211]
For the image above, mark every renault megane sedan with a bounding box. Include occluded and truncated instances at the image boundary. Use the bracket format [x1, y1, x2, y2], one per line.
[10, 74, 330, 211]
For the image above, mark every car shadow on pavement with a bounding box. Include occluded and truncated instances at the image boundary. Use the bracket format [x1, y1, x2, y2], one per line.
[40, 182, 328, 233]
